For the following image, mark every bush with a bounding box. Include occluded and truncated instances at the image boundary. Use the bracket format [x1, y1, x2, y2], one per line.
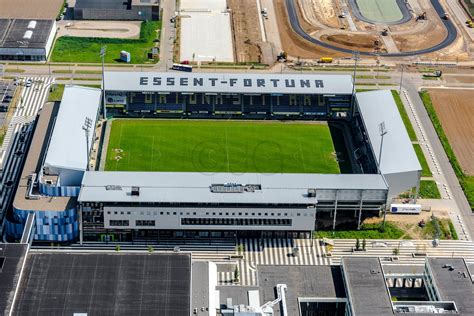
[315, 222, 405, 239]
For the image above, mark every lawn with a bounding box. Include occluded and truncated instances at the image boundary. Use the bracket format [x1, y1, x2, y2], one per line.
[392, 90, 417, 141]
[413, 144, 431, 177]
[420, 91, 474, 210]
[47, 84, 65, 102]
[315, 222, 405, 239]
[51, 21, 161, 64]
[105, 120, 340, 173]
[419, 180, 441, 199]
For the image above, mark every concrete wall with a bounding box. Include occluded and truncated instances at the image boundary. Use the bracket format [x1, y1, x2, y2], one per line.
[74, 5, 159, 20]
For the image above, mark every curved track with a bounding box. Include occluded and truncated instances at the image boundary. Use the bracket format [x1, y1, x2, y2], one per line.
[285, 0, 457, 57]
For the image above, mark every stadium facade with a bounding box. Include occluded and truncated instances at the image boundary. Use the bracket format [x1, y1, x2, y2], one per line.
[7, 72, 421, 242]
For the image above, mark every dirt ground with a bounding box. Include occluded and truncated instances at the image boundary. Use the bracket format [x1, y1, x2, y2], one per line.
[274, 0, 350, 59]
[227, 0, 263, 62]
[298, 0, 341, 29]
[392, 19, 447, 52]
[428, 89, 474, 175]
[0, 0, 63, 19]
[321, 33, 386, 52]
[443, 75, 474, 84]
[56, 21, 142, 39]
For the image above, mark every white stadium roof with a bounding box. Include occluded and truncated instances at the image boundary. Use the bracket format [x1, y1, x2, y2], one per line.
[44, 85, 101, 171]
[356, 90, 421, 175]
[103, 72, 354, 95]
[78, 172, 387, 204]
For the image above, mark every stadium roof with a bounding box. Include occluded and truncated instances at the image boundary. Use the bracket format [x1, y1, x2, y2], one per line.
[44, 85, 101, 172]
[0, 19, 54, 49]
[78, 172, 387, 204]
[356, 90, 421, 175]
[103, 72, 354, 95]
[75, 0, 130, 10]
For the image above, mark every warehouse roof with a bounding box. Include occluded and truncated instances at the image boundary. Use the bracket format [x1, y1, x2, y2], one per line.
[356, 90, 421, 175]
[78, 172, 387, 204]
[0, 0, 63, 19]
[104, 72, 354, 95]
[75, 0, 130, 9]
[0, 19, 54, 49]
[44, 85, 101, 172]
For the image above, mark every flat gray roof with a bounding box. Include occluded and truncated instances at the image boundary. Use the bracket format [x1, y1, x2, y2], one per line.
[44, 85, 101, 172]
[0, 19, 54, 49]
[341, 257, 393, 315]
[427, 258, 474, 315]
[356, 90, 421, 175]
[104, 72, 353, 95]
[257, 265, 346, 315]
[78, 172, 387, 204]
[0, 244, 28, 315]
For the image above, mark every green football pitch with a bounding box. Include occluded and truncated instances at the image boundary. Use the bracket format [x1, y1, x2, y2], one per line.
[356, 0, 403, 23]
[104, 120, 340, 174]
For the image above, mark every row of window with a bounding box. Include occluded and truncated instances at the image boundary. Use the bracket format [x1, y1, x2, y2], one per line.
[107, 210, 312, 217]
[109, 220, 156, 227]
[181, 218, 292, 226]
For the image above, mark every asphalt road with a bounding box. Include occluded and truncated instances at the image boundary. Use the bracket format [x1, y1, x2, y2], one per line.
[285, 0, 458, 57]
[404, 80, 474, 238]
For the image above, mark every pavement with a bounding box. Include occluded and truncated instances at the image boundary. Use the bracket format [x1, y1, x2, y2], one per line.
[156, 0, 177, 70]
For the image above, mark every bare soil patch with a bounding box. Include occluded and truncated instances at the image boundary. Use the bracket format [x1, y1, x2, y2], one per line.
[392, 19, 446, 52]
[274, 0, 349, 59]
[321, 33, 386, 52]
[228, 0, 263, 63]
[0, 0, 63, 19]
[428, 89, 474, 175]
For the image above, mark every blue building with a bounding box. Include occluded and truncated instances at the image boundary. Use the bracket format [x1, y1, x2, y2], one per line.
[8, 85, 101, 241]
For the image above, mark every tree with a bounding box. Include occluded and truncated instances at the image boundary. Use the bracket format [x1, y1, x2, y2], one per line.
[362, 239, 367, 251]
[355, 238, 360, 251]
[148, 245, 154, 253]
[393, 247, 400, 256]
[115, 245, 121, 252]
[234, 266, 240, 283]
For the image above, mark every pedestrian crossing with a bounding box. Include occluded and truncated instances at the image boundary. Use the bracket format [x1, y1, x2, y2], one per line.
[328, 239, 474, 266]
[217, 238, 328, 286]
[0, 77, 54, 167]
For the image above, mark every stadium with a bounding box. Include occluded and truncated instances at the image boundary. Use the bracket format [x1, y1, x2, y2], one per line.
[7, 72, 421, 242]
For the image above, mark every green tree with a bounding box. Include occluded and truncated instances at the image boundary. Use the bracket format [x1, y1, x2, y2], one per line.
[234, 266, 240, 282]
[362, 239, 367, 251]
[115, 245, 121, 252]
[355, 238, 360, 251]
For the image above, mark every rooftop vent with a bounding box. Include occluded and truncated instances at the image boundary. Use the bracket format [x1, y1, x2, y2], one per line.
[307, 189, 316, 197]
[23, 30, 33, 39]
[131, 186, 140, 196]
[27, 20, 37, 29]
[105, 185, 122, 191]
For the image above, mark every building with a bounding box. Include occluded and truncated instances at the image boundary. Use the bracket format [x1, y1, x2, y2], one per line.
[74, 0, 160, 21]
[7, 85, 101, 241]
[197, 257, 474, 315]
[0, 19, 56, 61]
[0, 243, 191, 316]
[7, 73, 421, 242]
[0, 0, 64, 20]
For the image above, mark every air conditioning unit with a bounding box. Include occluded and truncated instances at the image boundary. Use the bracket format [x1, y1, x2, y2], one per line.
[131, 186, 140, 196]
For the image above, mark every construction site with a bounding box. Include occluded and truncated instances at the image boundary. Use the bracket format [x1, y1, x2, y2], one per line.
[214, 0, 474, 63]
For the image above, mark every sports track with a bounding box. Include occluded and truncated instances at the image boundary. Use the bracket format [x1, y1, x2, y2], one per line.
[285, 0, 458, 57]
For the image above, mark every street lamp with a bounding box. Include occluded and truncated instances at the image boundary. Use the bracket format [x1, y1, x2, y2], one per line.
[82, 116, 93, 171]
[378, 121, 388, 174]
[399, 64, 405, 94]
[100, 46, 107, 119]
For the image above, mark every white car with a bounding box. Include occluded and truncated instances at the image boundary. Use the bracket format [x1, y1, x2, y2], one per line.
[25, 78, 32, 87]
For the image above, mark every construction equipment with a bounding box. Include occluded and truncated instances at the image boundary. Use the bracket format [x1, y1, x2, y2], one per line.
[381, 28, 389, 36]
[416, 12, 427, 21]
[442, 13, 449, 20]
[277, 51, 287, 62]
[318, 57, 333, 63]
[466, 20, 474, 28]
[423, 70, 442, 78]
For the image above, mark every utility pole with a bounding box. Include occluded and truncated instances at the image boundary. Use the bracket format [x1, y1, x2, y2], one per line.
[378, 121, 388, 174]
[100, 46, 107, 119]
[82, 116, 93, 171]
[399, 64, 404, 94]
[351, 50, 360, 118]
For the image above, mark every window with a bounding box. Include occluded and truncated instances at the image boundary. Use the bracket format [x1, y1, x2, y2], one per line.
[160, 212, 164, 215]
[109, 220, 129, 227]
[180, 218, 292, 226]
[127, 212, 131, 215]
[136, 220, 155, 227]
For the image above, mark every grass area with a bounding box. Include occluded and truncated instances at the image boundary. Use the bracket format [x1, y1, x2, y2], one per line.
[413, 144, 431, 177]
[0, 132, 4, 146]
[105, 120, 340, 173]
[52, 69, 73, 74]
[462, 0, 474, 16]
[356, 0, 403, 22]
[47, 84, 65, 102]
[75, 70, 102, 74]
[419, 180, 441, 199]
[315, 222, 405, 239]
[51, 21, 161, 64]
[420, 91, 474, 210]
[72, 78, 101, 81]
[422, 217, 458, 240]
[392, 90, 417, 141]
[5, 68, 25, 73]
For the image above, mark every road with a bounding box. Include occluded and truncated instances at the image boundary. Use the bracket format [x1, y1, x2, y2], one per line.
[0, 77, 53, 236]
[156, 0, 177, 70]
[284, 0, 458, 57]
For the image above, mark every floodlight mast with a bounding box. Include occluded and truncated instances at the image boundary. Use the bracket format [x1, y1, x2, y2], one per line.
[100, 46, 107, 119]
[378, 121, 388, 174]
[82, 117, 93, 172]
